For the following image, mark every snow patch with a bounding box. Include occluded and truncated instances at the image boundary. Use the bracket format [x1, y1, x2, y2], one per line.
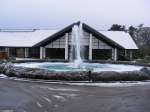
[59, 93, 78, 97]
[0, 74, 8, 78]
[53, 95, 66, 101]
[31, 86, 79, 92]
[3, 74, 150, 88]
[65, 81, 150, 87]
[36, 102, 42, 108]
[42, 97, 52, 103]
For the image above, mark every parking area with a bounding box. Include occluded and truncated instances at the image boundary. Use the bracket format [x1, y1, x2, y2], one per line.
[0, 78, 150, 112]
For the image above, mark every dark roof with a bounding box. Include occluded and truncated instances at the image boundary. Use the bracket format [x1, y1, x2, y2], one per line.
[33, 21, 124, 49]
[33, 21, 80, 47]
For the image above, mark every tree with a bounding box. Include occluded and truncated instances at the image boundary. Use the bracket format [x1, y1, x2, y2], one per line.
[109, 24, 126, 31]
[109, 24, 150, 57]
[131, 24, 150, 56]
[128, 26, 137, 37]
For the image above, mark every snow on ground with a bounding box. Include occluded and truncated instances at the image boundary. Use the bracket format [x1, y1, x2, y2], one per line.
[0, 74, 8, 78]
[59, 93, 78, 97]
[65, 81, 150, 87]
[15, 58, 38, 60]
[53, 95, 66, 101]
[31, 86, 80, 92]
[1, 75, 150, 87]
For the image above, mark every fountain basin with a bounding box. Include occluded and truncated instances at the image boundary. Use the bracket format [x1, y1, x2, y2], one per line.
[14, 62, 142, 72]
[0, 62, 150, 81]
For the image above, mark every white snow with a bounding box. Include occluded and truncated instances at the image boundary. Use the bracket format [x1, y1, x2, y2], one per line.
[0, 29, 137, 50]
[14, 62, 69, 68]
[59, 93, 78, 97]
[65, 81, 150, 87]
[31, 86, 79, 92]
[100, 31, 138, 49]
[93, 64, 142, 72]
[3, 75, 150, 87]
[15, 58, 38, 60]
[42, 97, 52, 103]
[0, 29, 57, 47]
[36, 102, 43, 108]
[0, 74, 8, 78]
[53, 95, 66, 101]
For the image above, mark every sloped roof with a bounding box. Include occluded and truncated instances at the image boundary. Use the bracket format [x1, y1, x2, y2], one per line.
[82, 23, 124, 49]
[0, 29, 57, 47]
[0, 22, 138, 49]
[34, 22, 124, 49]
[100, 31, 138, 49]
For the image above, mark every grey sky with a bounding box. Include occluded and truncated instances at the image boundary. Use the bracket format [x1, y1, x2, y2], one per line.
[0, 0, 150, 30]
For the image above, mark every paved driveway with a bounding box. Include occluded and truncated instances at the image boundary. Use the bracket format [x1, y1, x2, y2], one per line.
[0, 78, 150, 112]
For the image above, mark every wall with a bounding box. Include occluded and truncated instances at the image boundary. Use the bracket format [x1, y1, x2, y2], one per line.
[45, 30, 112, 50]
[45, 35, 66, 48]
[92, 36, 112, 49]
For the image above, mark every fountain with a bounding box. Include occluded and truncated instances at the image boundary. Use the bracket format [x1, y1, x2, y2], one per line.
[70, 23, 83, 68]
[11, 23, 145, 81]
[14, 23, 143, 73]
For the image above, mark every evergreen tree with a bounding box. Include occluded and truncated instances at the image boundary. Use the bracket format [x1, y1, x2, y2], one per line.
[109, 24, 126, 31]
[128, 26, 137, 37]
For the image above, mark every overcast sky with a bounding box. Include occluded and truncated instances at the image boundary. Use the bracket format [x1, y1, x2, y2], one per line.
[0, 0, 150, 30]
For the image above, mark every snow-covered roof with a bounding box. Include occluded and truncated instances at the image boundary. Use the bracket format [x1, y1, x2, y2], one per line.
[0, 29, 57, 47]
[0, 28, 138, 49]
[100, 31, 138, 49]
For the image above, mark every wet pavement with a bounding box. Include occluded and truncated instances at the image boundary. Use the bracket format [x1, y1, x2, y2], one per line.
[0, 78, 150, 112]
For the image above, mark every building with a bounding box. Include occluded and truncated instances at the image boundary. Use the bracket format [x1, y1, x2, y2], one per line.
[0, 22, 138, 61]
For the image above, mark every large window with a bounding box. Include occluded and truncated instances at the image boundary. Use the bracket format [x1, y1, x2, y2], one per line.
[9, 48, 25, 58]
[46, 48, 65, 59]
[0, 48, 7, 59]
[92, 49, 112, 60]
[0, 48, 5, 52]
[29, 48, 40, 58]
[16, 48, 25, 58]
[9, 48, 17, 57]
